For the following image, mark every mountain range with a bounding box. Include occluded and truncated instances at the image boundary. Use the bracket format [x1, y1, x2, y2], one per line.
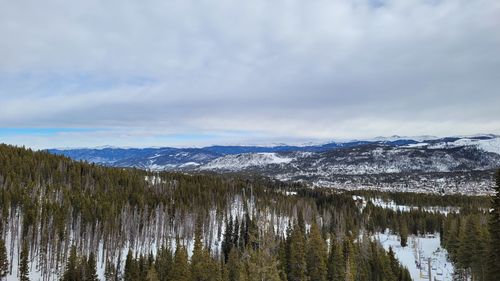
[49, 134, 500, 194]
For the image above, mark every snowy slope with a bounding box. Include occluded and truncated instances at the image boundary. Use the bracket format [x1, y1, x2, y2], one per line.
[452, 136, 500, 154]
[49, 135, 500, 171]
[48, 135, 500, 194]
[376, 233, 454, 281]
[202, 152, 293, 171]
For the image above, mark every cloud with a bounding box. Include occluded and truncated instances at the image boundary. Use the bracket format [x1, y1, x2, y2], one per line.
[1, 0, 499, 147]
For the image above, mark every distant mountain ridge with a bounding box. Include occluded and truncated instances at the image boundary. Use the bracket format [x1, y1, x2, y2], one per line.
[49, 134, 500, 194]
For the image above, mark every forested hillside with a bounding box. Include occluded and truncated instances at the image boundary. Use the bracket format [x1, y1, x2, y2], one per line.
[0, 144, 499, 281]
[50, 135, 500, 195]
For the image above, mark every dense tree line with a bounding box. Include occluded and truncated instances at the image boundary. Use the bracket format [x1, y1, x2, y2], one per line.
[61, 215, 411, 281]
[0, 144, 498, 280]
[440, 171, 500, 281]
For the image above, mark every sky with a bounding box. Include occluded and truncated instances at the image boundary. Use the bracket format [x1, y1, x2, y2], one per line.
[1, 0, 499, 149]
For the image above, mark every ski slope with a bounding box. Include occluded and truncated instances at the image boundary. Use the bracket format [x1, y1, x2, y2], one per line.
[375, 232, 453, 281]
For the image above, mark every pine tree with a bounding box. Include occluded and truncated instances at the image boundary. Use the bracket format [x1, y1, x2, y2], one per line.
[297, 211, 305, 235]
[342, 235, 356, 281]
[124, 250, 139, 281]
[399, 221, 408, 248]
[104, 261, 116, 281]
[170, 244, 190, 281]
[0, 239, 8, 280]
[457, 215, 483, 278]
[239, 217, 247, 251]
[286, 223, 307, 281]
[138, 255, 149, 281]
[277, 237, 288, 281]
[146, 266, 160, 281]
[306, 221, 327, 281]
[327, 236, 344, 281]
[241, 232, 281, 281]
[18, 241, 29, 281]
[191, 221, 219, 281]
[400, 268, 412, 281]
[486, 170, 500, 281]
[445, 218, 461, 263]
[246, 216, 259, 251]
[233, 218, 240, 247]
[477, 226, 489, 280]
[387, 246, 400, 279]
[227, 248, 241, 281]
[376, 246, 396, 281]
[62, 246, 78, 281]
[222, 217, 234, 263]
[85, 252, 99, 281]
[155, 246, 172, 281]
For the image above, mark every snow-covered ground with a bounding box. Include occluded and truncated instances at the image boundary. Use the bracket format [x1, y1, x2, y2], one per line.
[201, 152, 293, 170]
[425, 136, 500, 154]
[353, 196, 460, 215]
[453, 137, 500, 154]
[375, 232, 453, 281]
[2, 196, 292, 281]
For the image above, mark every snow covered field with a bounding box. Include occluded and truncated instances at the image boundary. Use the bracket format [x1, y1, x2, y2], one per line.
[375, 232, 454, 281]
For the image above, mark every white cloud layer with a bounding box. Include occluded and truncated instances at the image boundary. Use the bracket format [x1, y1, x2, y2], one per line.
[1, 0, 499, 147]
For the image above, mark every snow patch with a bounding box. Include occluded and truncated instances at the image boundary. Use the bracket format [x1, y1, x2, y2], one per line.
[201, 153, 294, 170]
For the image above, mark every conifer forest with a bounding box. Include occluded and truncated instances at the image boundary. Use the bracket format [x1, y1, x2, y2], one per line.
[0, 144, 499, 281]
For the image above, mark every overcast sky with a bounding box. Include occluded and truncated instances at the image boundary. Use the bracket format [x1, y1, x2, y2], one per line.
[1, 0, 499, 149]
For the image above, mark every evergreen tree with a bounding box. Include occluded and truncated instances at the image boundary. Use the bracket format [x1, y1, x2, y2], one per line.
[243, 249, 281, 281]
[297, 211, 305, 235]
[19, 241, 29, 281]
[286, 223, 307, 281]
[400, 268, 412, 281]
[222, 217, 234, 263]
[306, 221, 327, 281]
[327, 237, 344, 281]
[486, 170, 500, 281]
[124, 250, 139, 281]
[0, 239, 7, 280]
[246, 216, 259, 251]
[138, 255, 149, 281]
[387, 246, 400, 279]
[62, 246, 79, 281]
[445, 218, 461, 263]
[191, 221, 205, 280]
[170, 244, 190, 281]
[342, 235, 356, 281]
[239, 217, 247, 251]
[233, 218, 240, 248]
[104, 261, 116, 281]
[399, 221, 408, 248]
[191, 221, 219, 281]
[227, 248, 241, 281]
[277, 237, 288, 281]
[241, 232, 281, 281]
[85, 252, 99, 281]
[457, 216, 482, 277]
[375, 246, 396, 281]
[155, 246, 173, 281]
[146, 266, 160, 281]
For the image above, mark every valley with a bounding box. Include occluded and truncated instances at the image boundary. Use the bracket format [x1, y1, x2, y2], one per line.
[50, 135, 500, 195]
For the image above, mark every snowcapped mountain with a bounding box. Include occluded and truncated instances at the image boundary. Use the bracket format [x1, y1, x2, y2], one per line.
[49, 134, 500, 194]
